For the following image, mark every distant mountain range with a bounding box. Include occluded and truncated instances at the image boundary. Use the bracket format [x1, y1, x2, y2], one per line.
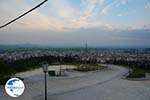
[0, 44, 52, 51]
[0, 44, 149, 51]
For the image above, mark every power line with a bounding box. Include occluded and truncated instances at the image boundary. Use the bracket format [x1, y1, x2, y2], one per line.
[0, 0, 48, 29]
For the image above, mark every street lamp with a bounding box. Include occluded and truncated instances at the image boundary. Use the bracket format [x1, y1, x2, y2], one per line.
[42, 62, 48, 100]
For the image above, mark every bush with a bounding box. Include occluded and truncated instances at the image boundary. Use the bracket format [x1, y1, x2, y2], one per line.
[75, 64, 102, 72]
[127, 69, 146, 78]
[0, 74, 11, 85]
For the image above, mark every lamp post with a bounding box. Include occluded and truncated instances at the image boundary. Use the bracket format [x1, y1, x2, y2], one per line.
[128, 62, 131, 74]
[85, 44, 88, 65]
[59, 56, 62, 76]
[42, 62, 48, 100]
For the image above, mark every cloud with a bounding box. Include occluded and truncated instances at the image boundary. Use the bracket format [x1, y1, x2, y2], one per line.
[101, 6, 110, 14]
[0, 0, 132, 32]
[0, 0, 66, 32]
[145, 3, 150, 9]
[116, 29, 150, 41]
[81, 0, 105, 13]
[121, 0, 128, 5]
[0, 0, 149, 47]
[45, 0, 111, 31]
[117, 14, 123, 17]
[101, 0, 128, 15]
[0, 0, 149, 34]
[101, 0, 117, 15]
[76, 0, 105, 23]
[0, 26, 149, 47]
[49, 0, 76, 18]
[16, 12, 66, 31]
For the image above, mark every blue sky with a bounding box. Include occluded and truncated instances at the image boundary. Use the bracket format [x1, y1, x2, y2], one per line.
[0, 0, 150, 47]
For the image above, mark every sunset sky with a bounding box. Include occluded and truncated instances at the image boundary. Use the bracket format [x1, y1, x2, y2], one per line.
[0, 0, 150, 47]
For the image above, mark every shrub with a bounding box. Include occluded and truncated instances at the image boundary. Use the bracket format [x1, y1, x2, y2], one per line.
[75, 64, 102, 72]
[127, 69, 146, 78]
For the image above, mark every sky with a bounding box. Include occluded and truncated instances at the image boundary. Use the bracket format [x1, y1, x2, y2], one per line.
[0, 0, 150, 47]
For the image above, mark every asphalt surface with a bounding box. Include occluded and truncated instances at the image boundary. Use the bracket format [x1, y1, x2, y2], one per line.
[0, 65, 150, 100]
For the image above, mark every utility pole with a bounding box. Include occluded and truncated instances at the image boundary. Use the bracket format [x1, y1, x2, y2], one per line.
[59, 55, 62, 76]
[85, 44, 88, 64]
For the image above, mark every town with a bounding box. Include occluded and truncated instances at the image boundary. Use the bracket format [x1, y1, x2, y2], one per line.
[0, 48, 150, 63]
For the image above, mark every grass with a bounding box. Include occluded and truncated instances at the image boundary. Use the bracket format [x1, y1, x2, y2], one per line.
[74, 63, 104, 72]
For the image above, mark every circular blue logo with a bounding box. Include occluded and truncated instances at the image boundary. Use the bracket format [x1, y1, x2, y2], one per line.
[5, 78, 25, 97]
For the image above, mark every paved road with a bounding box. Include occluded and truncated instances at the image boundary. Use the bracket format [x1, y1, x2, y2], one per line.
[0, 65, 150, 100]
